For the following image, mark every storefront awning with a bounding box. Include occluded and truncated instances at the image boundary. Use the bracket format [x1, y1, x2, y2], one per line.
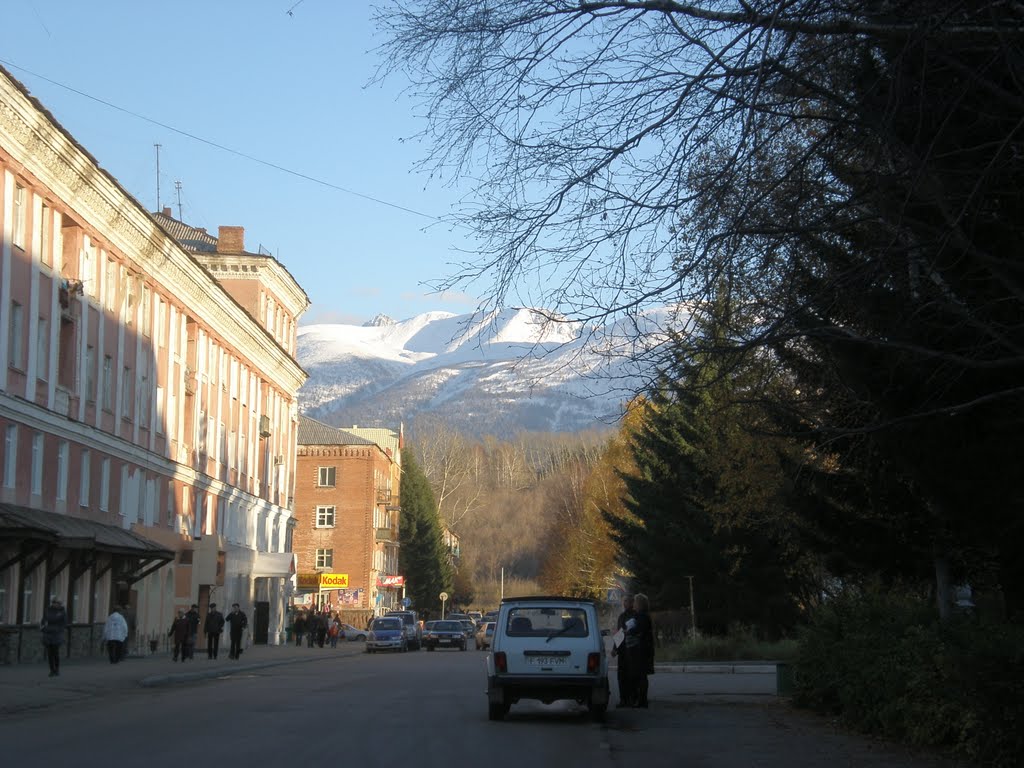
[253, 551, 296, 578]
[0, 502, 174, 581]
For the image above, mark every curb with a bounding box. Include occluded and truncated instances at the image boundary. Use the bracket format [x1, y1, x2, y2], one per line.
[653, 663, 778, 674]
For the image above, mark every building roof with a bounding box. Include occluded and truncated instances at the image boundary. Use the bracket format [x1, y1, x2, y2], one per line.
[344, 426, 401, 461]
[297, 415, 377, 447]
[151, 210, 219, 252]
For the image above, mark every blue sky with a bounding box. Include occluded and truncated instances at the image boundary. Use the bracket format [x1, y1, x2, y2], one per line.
[1, 1, 477, 325]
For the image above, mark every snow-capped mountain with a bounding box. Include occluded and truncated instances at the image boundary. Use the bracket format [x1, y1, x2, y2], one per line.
[297, 307, 672, 437]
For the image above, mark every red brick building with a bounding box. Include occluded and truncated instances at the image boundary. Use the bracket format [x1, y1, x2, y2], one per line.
[293, 417, 402, 622]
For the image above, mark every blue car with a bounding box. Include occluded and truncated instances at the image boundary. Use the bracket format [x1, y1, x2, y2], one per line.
[366, 616, 408, 653]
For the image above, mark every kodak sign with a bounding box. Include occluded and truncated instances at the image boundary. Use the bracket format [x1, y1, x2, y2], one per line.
[297, 573, 349, 590]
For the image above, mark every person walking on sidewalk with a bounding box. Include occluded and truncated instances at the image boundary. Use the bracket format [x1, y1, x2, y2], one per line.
[168, 609, 190, 662]
[204, 602, 225, 659]
[184, 603, 200, 660]
[612, 594, 637, 707]
[102, 606, 129, 663]
[40, 597, 68, 677]
[625, 593, 656, 708]
[225, 603, 248, 659]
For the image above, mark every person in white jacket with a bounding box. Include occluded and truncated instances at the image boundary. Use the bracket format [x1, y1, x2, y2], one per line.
[102, 607, 129, 664]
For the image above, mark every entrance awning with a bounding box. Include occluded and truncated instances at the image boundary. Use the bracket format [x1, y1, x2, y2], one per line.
[0, 503, 174, 582]
[253, 551, 296, 578]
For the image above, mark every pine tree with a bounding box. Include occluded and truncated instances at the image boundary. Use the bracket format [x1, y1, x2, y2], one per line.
[399, 450, 453, 618]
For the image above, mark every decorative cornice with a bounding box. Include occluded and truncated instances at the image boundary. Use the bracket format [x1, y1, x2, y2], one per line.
[0, 73, 306, 393]
[194, 253, 310, 318]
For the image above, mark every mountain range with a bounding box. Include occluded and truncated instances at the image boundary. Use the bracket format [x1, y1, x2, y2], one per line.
[296, 308, 672, 437]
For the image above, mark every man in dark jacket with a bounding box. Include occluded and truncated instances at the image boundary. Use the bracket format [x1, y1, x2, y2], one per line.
[204, 602, 225, 659]
[613, 594, 637, 707]
[225, 603, 248, 659]
[184, 603, 200, 660]
[40, 597, 68, 677]
[168, 609, 190, 662]
[625, 593, 655, 708]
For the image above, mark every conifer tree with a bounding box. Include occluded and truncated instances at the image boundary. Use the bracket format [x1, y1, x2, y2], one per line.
[399, 449, 453, 618]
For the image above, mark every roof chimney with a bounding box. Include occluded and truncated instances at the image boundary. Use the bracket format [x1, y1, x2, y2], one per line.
[217, 226, 245, 254]
[162, 207, 172, 217]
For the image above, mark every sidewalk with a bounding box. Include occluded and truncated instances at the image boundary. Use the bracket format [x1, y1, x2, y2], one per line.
[0, 640, 365, 715]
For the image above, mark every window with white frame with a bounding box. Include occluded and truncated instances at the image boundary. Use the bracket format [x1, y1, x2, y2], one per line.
[100, 457, 110, 511]
[3, 425, 17, 488]
[56, 441, 69, 501]
[315, 548, 333, 569]
[31, 432, 43, 496]
[12, 184, 26, 249]
[36, 316, 49, 381]
[80, 449, 91, 506]
[318, 466, 336, 487]
[316, 505, 336, 528]
[8, 301, 23, 369]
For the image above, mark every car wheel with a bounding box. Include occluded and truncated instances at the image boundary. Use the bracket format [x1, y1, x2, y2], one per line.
[356, 634, 366, 642]
[460, 642, 467, 651]
[589, 701, 607, 722]
[488, 701, 510, 721]
[427, 644, 435, 651]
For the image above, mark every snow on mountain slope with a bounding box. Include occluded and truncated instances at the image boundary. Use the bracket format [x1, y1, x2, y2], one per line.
[297, 307, 672, 436]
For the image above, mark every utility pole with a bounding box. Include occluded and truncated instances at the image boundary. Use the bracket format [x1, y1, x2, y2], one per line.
[174, 180, 183, 220]
[154, 143, 162, 210]
[500, 567, 504, 601]
[687, 575, 697, 640]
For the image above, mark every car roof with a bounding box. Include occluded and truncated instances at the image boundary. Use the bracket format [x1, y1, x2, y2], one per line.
[499, 595, 597, 605]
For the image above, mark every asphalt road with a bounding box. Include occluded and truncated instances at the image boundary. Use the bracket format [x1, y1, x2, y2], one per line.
[0, 647, 962, 768]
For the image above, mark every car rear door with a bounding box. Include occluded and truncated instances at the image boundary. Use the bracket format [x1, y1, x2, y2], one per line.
[499, 603, 596, 676]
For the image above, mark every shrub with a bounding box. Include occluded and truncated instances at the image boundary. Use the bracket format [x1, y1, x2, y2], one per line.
[794, 589, 1024, 767]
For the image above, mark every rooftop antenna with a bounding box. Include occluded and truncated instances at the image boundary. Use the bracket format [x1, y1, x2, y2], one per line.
[154, 143, 162, 210]
[174, 180, 183, 220]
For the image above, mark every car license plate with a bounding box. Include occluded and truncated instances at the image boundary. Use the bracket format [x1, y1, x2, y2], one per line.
[529, 656, 567, 666]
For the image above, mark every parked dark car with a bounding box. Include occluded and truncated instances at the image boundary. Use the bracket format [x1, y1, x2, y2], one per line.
[423, 620, 468, 651]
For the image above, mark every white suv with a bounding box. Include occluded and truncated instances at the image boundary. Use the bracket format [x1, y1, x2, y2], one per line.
[485, 596, 609, 721]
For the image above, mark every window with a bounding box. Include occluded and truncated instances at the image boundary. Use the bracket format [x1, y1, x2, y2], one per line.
[8, 301, 23, 369]
[12, 184, 25, 249]
[21, 571, 34, 623]
[36, 316, 49, 380]
[318, 466, 336, 487]
[80, 450, 91, 506]
[56, 441, 69, 501]
[316, 505, 336, 528]
[31, 432, 43, 495]
[315, 548, 333, 569]
[3, 425, 17, 488]
[85, 345, 96, 402]
[102, 356, 113, 410]
[100, 457, 110, 511]
[0, 567, 8, 624]
[121, 367, 134, 421]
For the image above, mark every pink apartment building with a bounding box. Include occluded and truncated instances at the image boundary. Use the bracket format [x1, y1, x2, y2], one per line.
[0, 65, 308, 663]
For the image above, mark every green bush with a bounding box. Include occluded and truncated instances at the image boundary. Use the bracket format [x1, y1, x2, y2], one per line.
[793, 590, 1024, 767]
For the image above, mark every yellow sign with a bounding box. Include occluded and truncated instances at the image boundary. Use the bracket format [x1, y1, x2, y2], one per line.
[297, 573, 349, 590]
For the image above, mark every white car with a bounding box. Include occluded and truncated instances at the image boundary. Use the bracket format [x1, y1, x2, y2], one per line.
[485, 596, 609, 721]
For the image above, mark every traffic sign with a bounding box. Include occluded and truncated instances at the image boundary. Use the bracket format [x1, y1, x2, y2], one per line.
[439, 591, 449, 601]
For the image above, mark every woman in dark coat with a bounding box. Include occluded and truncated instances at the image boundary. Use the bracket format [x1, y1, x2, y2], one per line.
[624, 593, 655, 708]
[40, 597, 68, 677]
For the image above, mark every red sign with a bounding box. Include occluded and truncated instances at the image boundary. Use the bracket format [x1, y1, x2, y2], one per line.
[377, 575, 405, 587]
